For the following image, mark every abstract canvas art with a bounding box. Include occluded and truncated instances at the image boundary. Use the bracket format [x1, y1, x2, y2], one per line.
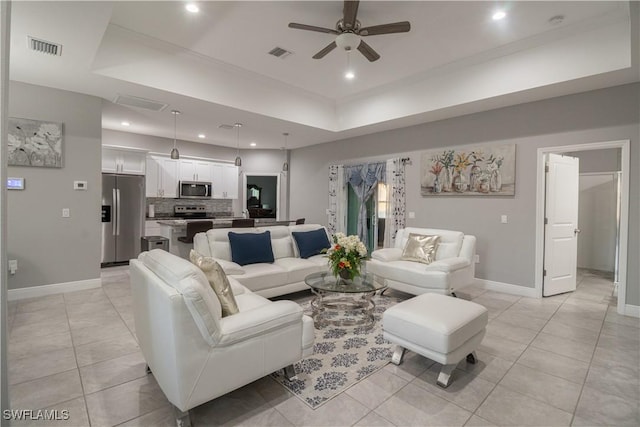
[421, 143, 516, 196]
[8, 117, 63, 168]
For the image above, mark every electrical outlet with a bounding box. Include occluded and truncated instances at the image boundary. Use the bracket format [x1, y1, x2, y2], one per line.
[408, 212, 416, 219]
[474, 254, 480, 264]
[501, 215, 508, 224]
[62, 208, 70, 218]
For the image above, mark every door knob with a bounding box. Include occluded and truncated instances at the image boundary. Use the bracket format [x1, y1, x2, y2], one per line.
[574, 228, 581, 235]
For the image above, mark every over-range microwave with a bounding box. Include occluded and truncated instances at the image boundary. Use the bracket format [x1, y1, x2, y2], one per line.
[179, 181, 212, 199]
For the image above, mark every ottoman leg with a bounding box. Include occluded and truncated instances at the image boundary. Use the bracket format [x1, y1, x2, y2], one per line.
[391, 346, 405, 365]
[437, 364, 456, 388]
[466, 351, 478, 364]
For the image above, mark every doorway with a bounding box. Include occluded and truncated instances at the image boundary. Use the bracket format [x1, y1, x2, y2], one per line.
[346, 182, 387, 254]
[242, 173, 281, 220]
[535, 140, 630, 316]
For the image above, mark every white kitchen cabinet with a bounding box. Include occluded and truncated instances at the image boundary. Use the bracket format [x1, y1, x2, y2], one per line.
[146, 155, 179, 198]
[212, 163, 238, 199]
[179, 159, 212, 182]
[102, 147, 146, 175]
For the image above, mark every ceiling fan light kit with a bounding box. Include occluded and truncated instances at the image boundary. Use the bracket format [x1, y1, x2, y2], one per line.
[289, 0, 410, 62]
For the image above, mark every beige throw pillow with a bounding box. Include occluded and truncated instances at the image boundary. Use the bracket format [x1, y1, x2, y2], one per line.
[189, 250, 239, 317]
[401, 234, 440, 264]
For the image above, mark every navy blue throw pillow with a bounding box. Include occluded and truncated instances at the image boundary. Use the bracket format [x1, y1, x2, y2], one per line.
[292, 229, 331, 259]
[228, 231, 274, 266]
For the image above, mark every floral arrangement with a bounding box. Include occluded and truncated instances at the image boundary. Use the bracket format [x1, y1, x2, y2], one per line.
[430, 163, 443, 176]
[453, 152, 472, 173]
[323, 233, 368, 280]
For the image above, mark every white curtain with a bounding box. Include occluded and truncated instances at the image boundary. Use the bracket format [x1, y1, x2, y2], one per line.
[327, 165, 347, 235]
[383, 158, 407, 248]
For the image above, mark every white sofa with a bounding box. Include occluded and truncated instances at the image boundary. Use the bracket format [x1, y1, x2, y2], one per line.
[193, 224, 331, 298]
[130, 249, 314, 426]
[367, 228, 476, 296]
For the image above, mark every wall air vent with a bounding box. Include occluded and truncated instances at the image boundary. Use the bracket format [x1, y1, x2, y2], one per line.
[113, 94, 168, 112]
[218, 124, 235, 130]
[28, 36, 62, 56]
[268, 47, 292, 59]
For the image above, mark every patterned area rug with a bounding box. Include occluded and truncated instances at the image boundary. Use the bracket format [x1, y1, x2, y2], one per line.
[272, 293, 402, 409]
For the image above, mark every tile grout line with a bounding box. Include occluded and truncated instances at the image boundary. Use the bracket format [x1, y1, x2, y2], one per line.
[63, 290, 93, 427]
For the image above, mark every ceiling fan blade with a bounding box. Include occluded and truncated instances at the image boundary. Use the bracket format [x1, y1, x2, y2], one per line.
[288, 22, 339, 35]
[357, 40, 380, 62]
[359, 21, 411, 36]
[313, 41, 337, 59]
[342, 0, 360, 30]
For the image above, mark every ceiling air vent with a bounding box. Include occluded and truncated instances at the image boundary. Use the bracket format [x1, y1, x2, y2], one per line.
[28, 36, 62, 56]
[268, 47, 292, 59]
[113, 94, 168, 112]
[218, 124, 235, 130]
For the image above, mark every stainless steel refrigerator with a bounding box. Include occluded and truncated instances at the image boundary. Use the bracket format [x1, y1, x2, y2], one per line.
[101, 174, 145, 266]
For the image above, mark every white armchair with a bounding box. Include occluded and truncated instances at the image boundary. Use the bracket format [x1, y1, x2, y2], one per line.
[367, 228, 476, 296]
[130, 249, 314, 426]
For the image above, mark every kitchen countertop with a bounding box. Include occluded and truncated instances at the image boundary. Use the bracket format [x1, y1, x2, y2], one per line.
[154, 218, 295, 227]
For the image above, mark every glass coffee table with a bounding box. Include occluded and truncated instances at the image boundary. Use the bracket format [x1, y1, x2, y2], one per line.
[304, 271, 386, 329]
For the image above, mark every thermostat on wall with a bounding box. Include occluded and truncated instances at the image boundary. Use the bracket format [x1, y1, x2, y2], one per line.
[74, 181, 88, 190]
[7, 177, 24, 190]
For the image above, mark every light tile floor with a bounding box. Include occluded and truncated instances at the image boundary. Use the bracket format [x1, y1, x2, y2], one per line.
[7, 268, 639, 426]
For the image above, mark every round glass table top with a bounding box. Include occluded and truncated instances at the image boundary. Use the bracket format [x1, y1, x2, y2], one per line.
[304, 271, 385, 294]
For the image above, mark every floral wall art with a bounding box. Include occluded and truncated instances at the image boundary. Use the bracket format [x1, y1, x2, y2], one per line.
[420, 143, 516, 196]
[8, 117, 63, 168]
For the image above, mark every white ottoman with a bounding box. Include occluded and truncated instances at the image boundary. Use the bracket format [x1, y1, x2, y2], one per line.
[383, 293, 488, 388]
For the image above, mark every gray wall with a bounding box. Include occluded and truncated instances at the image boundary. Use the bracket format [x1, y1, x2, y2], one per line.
[289, 83, 639, 305]
[578, 174, 617, 272]
[569, 148, 621, 172]
[8, 82, 102, 289]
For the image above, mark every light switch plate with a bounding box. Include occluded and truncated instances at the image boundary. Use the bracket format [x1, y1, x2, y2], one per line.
[408, 212, 416, 219]
[62, 208, 70, 218]
[74, 180, 87, 190]
[501, 215, 508, 224]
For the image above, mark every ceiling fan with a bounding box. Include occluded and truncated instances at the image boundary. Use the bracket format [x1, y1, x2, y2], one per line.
[288, 0, 410, 62]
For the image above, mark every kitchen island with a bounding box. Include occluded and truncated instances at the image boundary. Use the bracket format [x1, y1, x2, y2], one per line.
[151, 218, 296, 258]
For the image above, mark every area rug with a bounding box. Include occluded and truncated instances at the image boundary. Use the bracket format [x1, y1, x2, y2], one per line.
[271, 293, 403, 409]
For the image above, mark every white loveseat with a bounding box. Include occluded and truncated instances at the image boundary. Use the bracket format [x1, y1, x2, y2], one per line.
[367, 228, 476, 296]
[193, 224, 331, 298]
[130, 249, 314, 425]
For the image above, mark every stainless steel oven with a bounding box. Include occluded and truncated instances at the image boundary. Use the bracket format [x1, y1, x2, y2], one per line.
[179, 181, 211, 199]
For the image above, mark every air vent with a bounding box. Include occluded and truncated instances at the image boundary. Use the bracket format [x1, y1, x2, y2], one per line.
[218, 124, 235, 130]
[268, 47, 292, 59]
[28, 36, 62, 56]
[113, 94, 168, 112]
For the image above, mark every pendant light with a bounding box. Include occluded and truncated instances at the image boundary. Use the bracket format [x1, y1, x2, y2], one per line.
[170, 110, 181, 159]
[234, 123, 242, 167]
[282, 132, 289, 172]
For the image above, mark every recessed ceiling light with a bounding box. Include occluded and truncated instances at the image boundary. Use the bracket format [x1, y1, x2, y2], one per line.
[345, 70, 355, 80]
[250, 142, 257, 147]
[121, 121, 130, 126]
[185, 3, 199, 13]
[198, 133, 206, 139]
[492, 10, 507, 21]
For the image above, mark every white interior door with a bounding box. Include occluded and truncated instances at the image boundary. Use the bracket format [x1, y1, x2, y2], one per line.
[543, 153, 580, 296]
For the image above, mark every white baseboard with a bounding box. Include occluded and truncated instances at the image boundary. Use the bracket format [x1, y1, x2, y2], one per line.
[8, 278, 102, 301]
[624, 304, 640, 318]
[474, 278, 539, 298]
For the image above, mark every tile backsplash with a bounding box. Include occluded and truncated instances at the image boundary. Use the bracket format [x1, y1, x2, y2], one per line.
[146, 198, 233, 217]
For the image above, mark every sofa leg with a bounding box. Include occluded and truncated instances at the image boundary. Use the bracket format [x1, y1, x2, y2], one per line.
[436, 364, 456, 388]
[173, 406, 191, 427]
[391, 345, 405, 365]
[283, 364, 298, 381]
[145, 364, 152, 375]
[466, 351, 478, 364]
